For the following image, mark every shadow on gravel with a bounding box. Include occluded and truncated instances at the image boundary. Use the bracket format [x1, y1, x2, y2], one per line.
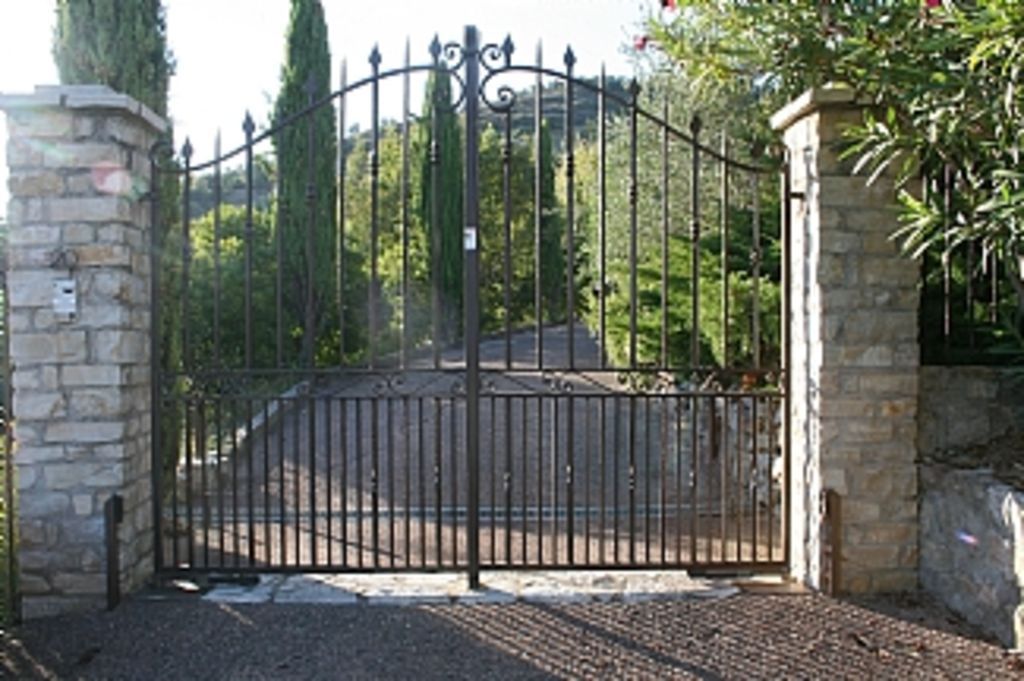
[1, 592, 1021, 680]
[0, 599, 552, 681]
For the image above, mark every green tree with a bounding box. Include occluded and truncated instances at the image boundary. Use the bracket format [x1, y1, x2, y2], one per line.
[272, 0, 337, 366]
[573, 72, 780, 371]
[418, 66, 463, 342]
[188, 205, 277, 371]
[648, 1, 1024, 354]
[477, 124, 537, 333]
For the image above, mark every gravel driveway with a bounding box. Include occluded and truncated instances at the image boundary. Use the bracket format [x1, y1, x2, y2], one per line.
[2, 591, 1020, 680]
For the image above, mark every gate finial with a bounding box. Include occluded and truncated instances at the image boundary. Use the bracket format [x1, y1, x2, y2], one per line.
[303, 74, 317, 102]
[502, 34, 514, 67]
[429, 34, 442, 63]
[689, 114, 703, 136]
[242, 111, 255, 137]
[564, 46, 576, 70]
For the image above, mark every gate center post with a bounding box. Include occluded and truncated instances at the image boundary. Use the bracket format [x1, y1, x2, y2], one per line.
[463, 24, 482, 590]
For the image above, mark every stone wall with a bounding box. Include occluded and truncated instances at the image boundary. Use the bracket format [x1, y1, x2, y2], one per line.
[919, 366, 1023, 456]
[920, 465, 1023, 648]
[772, 88, 919, 593]
[1, 85, 165, 617]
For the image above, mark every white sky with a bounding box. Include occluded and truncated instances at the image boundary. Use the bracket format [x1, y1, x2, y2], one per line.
[0, 0, 661, 216]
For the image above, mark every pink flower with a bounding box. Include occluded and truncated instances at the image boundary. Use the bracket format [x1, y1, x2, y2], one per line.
[925, 0, 941, 7]
[661, 0, 677, 9]
[634, 35, 649, 51]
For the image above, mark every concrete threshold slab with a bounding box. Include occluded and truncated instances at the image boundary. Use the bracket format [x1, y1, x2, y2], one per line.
[201, 570, 741, 606]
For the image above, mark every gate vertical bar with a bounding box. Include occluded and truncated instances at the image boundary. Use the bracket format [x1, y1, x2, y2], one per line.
[942, 165, 952, 361]
[401, 40, 411, 368]
[243, 113, 257, 565]
[244, 113, 255, 370]
[275, 129, 285, 369]
[149, 150, 164, 572]
[1, 260, 12, 607]
[660, 101, 671, 565]
[564, 46, 576, 369]
[198, 402, 208, 567]
[429, 38, 443, 368]
[369, 47, 383, 568]
[464, 24, 482, 589]
[689, 116, 702, 369]
[720, 133, 729, 366]
[598, 66, 607, 368]
[628, 80, 639, 368]
[337, 60, 347, 364]
[534, 42, 544, 370]
[563, 47, 577, 564]
[661, 98, 669, 367]
[369, 46, 382, 369]
[782, 153, 793, 572]
[967, 237, 976, 349]
[752, 167, 762, 370]
[503, 72, 513, 369]
[174, 138, 193, 567]
[213, 132, 222, 367]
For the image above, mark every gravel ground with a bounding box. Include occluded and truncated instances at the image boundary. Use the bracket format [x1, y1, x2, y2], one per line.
[2, 591, 1021, 680]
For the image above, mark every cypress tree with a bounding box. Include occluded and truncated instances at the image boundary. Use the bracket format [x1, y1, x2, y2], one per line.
[418, 67, 463, 342]
[53, 0, 172, 118]
[272, 0, 337, 366]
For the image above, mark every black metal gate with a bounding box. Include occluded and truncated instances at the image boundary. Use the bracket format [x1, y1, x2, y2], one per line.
[151, 26, 789, 583]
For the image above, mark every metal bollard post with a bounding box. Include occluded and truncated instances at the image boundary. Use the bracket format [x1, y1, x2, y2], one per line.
[105, 494, 124, 610]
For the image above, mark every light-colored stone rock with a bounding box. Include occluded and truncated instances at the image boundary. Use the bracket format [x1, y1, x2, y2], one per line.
[94, 330, 144, 363]
[61, 364, 122, 387]
[63, 223, 97, 244]
[7, 109, 73, 138]
[72, 494, 92, 516]
[14, 392, 66, 420]
[16, 465, 38, 491]
[7, 269, 58, 307]
[17, 446, 67, 464]
[19, 492, 70, 518]
[75, 243, 132, 267]
[69, 388, 125, 418]
[44, 462, 121, 490]
[45, 420, 125, 444]
[6, 137, 44, 167]
[921, 466, 1024, 648]
[18, 575, 53, 596]
[11, 331, 87, 364]
[7, 171, 63, 197]
[12, 366, 59, 392]
[53, 572, 105, 595]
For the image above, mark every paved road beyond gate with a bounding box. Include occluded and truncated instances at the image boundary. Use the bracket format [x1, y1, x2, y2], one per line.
[151, 26, 790, 584]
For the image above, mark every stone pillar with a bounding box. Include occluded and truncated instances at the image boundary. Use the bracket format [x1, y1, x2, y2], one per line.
[772, 88, 919, 593]
[1, 85, 166, 617]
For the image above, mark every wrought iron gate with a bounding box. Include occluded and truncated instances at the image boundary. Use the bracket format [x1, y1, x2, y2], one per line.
[151, 26, 790, 583]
